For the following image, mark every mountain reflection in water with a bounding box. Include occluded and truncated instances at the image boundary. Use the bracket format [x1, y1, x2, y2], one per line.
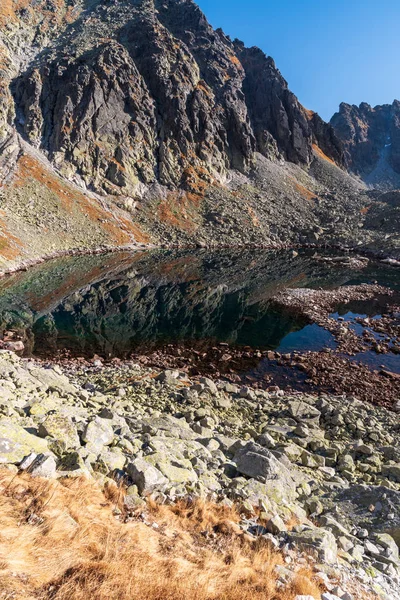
[0, 248, 398, 358]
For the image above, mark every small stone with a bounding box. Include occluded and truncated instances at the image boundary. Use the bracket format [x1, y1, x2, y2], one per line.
[3, 341, 24, 352]
[357, 528, 369, 539]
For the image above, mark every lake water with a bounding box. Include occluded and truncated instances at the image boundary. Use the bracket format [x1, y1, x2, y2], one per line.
[0, 249, 398, 370]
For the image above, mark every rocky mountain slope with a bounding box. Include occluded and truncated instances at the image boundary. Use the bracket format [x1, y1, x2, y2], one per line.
[0, 349, 398, 599]
[331, 101, 400, 189]
[0, 0, 399, 268]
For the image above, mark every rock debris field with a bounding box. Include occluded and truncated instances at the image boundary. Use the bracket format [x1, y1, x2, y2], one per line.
[0, 350, 399, 599]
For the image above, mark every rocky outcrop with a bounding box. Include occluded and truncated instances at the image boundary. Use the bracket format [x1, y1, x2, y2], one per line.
[234, 43, 343, 166]
[10, 0, 343, 197]
[331, 101, 400, 187]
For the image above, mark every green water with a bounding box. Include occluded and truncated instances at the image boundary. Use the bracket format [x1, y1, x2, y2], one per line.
[0, 248, 398, 361]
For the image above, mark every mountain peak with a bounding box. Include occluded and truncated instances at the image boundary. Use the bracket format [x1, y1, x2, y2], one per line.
[331, 99, 400, 187]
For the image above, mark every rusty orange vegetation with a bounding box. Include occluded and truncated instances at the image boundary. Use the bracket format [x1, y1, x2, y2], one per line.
[312, 143, 337, 166]
[182, 165, 211, 195]
[247, 205, 261, 227]
[229, 54, 242, 68]
[360, 206, 371, 215]
[293, 181, 318, 202]
[157, 190, 203, 233]
[0, 0, 19, 25]
[0, 470, 330, 600]
[0, 211, 23, 261]
[12, 153, 150, 244]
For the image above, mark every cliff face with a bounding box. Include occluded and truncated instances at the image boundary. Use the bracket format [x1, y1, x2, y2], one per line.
[6, 0, 343, 196]
[331, 101, 400, 187]
[0, 0, 399, 267]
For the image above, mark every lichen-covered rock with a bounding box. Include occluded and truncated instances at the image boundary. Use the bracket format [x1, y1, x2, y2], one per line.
[290, 528, 338, 564]
[38, 414, 80, 450]
[141, 415, 195, 441]
[234, 441, 292, 482]
[144, 452, 198, 485]
[0, 420, 49, 464]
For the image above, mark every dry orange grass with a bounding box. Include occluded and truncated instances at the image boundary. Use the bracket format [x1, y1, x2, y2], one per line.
[0, 470, 324, 600]
[312, 144, 337, 166]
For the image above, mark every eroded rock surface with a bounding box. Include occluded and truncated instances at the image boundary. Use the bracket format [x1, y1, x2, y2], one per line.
[331, 101, 400, 188]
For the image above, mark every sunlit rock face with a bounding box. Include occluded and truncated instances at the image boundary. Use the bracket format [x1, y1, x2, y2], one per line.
[331, 100, 400, 188]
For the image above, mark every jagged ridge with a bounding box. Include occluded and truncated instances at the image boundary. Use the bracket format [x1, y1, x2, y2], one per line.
[7, 0, 342, 195]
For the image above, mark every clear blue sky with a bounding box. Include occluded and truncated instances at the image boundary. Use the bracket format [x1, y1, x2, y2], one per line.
[196, 0, 400, 121]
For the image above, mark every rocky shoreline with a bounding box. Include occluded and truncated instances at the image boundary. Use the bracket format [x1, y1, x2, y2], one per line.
[0, 242, 399, 281]
[0, 350, 399, 599]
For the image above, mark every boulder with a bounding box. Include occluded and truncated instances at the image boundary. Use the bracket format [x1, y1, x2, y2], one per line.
[144, 452, 198, 485]
[234, 442, 289, 482]
[82, 417, 114, 449]
[155, 370, 180, 384]
[0, 420, 49, 464]
[198, 377, 218, 395]
[290, 528, 338, 564]
[374, 533, 399, 561]
[38, 414, 80, 450]
[266, 514, 287, 535]
[26, 453, 57, 478]
[141, 415, 195, 440]
[382, 463, 400, 482]
[126, 458, 168, 496]
[288, 400, 321, 424]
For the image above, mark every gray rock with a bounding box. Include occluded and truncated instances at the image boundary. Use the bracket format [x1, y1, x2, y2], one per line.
[82, 417, 114, 449]
[288, 400, 321, 424]
[198, 377, 218, 395]
[0, 420, 49, 464]
[155, 370, 180, 384]
[141, 415, 195, 440]
[126, 458, 168, 496]
[290, 528, 338, 564]
[38, 414, 80, 450]
[3, 341, 24, 352]
[382, 463, 400, 482]
[26, 453, 57, 478]
[234, 441, 289, 481]
[374, 533, 399, 560]
[266, 514, 287, 535]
